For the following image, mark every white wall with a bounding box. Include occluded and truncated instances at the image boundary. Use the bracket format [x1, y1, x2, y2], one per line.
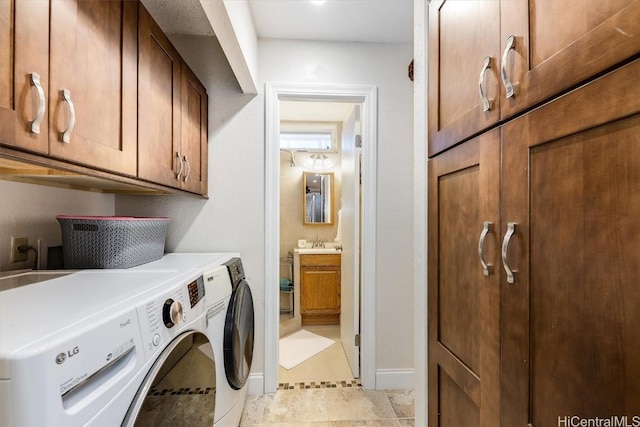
[115, 35, 414, 386]
[259, 39, 415, 374]
[0, 181, 114, 271]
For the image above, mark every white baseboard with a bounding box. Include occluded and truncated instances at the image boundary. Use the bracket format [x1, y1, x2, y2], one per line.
[375, 369, 414, 390]
[246, 373, 264, 395]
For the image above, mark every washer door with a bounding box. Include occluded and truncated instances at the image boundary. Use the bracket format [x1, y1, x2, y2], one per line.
[123, 331, 216, 426]
[224, 280, 255, 390]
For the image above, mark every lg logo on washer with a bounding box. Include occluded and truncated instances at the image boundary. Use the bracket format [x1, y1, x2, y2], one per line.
[55, 347, 80, 365]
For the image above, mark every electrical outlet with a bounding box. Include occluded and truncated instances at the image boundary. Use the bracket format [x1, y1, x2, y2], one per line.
[10, 237, 28, 263]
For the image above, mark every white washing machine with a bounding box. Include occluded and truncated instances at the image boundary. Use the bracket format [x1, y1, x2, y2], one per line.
[203, 258, 255, 427]
[0, 253, 240, 426]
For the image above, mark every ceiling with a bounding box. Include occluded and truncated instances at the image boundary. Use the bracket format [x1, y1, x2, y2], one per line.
[142, 0, 413, 44]
[247, 0, 414, 44]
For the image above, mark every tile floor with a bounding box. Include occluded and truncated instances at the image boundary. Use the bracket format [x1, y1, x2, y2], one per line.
[240, 325, 415, 426]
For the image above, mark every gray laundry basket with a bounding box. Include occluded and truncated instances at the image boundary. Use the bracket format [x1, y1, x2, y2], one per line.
[56, 215, 169, 269]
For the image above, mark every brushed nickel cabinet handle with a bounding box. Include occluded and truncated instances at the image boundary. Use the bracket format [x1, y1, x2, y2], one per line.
[478, 221, 493, 276]
[175, 151, 183, 180]
[30, 73, 46, 134]
[478, 56, 492, 112]
[60, 89, 75, 143]
[183, 155, 191, 182]
[501, 35, 516, 99]
[501, 222, 517, 283]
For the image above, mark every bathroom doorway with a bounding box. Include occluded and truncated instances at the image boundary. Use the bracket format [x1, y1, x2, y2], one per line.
[277, 100, 361, 387]
[264, 83, 378, 393]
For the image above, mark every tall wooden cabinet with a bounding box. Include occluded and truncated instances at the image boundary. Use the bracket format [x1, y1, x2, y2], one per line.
[0, 0, 15, 145]
[428, 2, 640, 426]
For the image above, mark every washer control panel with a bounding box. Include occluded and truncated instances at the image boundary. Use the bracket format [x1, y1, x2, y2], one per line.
[137, 274, 206, 360]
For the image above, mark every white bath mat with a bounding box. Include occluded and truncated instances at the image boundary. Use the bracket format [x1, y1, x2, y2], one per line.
[279, 329, 335, 370]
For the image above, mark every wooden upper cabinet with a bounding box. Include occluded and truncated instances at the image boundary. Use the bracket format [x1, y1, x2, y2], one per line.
[47, 0, 137, 175]
[180, 64, 208, 195]
[428, 0, 501, 157]
[138, 4, 208, 195]
[137, 3, 181, 189]
[429, 0, 640, 157]
[500, 0, 640, 119]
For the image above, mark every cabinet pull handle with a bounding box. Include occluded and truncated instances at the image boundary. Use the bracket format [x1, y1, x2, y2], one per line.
[30, 73, 46, 134]
[501, 222, 517, 284]
[60, 89, 75, 143]
[478, 56, 492, 112]
[478, 221, 493, 276]
[175, 151, 183, 180]
[183, 156, 191, 182]
[501, 35, 516, 99]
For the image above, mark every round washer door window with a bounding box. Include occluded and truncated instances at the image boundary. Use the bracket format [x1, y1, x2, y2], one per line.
[224, 280, 255, 390]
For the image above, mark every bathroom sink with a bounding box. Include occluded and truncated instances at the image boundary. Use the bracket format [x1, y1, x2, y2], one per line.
[294, 247, 342, 255]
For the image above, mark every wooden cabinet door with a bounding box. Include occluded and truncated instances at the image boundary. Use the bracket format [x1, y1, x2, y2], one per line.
[300, 267, 341, 314]
[427, 128, 500, 427]
[0, 0, 15, 145]
[180, 64, 208, 195]
[47, 0, 137, 175]
[428, 0, 501, 157]
[501, 59, 640, 427]
[11, 0, 49, 153]
[137, 3, 181, 189]
[500, 0, 640, 119]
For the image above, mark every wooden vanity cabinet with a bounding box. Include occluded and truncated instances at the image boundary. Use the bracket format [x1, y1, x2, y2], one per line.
[138, 4, 208, 195]
[429, 0, 640, 157]
[300, 254, 341, 325]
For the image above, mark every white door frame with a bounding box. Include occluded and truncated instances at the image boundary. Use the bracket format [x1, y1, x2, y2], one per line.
[264, 82, 378, 393]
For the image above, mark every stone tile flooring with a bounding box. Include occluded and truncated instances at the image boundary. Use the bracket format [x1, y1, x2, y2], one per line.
[240, 388, 415, 426]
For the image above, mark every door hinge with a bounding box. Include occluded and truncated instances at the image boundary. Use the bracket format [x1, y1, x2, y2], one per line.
[355, 135, 362, 148]
[355, 334, 361, 347]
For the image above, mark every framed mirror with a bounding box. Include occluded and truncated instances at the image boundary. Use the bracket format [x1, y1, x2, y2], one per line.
[303, 172, 334, 225]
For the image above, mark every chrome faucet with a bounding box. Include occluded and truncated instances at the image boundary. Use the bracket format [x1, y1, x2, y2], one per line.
[312, 234, 325, 248]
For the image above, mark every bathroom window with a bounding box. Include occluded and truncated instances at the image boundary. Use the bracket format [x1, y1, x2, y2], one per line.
[280, 122, 338, 152]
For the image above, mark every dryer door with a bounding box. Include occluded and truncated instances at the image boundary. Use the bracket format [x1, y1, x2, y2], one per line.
[224, 279, 255, 390]
[123, 331, 216, 426]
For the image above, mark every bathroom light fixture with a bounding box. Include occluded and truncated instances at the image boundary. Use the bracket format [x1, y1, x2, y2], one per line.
[304, 153, 334, 171]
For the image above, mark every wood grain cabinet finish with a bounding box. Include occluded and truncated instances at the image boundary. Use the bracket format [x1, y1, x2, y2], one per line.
[138, 4, 208, 195]
[0, 0, 15, 146]
[429, 0, 640, 157]
[46, 0, 137, 175]
[427, 129, 501, 427]
[300, 254, 341, 325]
[501, 58, 640, 427]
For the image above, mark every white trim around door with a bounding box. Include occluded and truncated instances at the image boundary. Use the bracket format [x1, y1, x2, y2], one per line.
[264, 82, 378, 393]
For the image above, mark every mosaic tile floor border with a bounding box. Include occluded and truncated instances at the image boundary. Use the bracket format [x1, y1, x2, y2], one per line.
[148, 387, 215, 396]
[278, 380, 362, 390]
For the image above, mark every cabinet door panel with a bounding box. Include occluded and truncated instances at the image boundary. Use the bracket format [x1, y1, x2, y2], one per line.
[428, 0, 501, 157]
[180, 65, 207, 195]
[7, 0, 49, 152]
[138, 4, 181, 188]
[300, 268, 340, 313]
[48, 0, 137, 175]
[428, 129, 500, 427]
[502, 59, 640, 427]
[500, 0, 640, 119]
[0, 0, 14, 145]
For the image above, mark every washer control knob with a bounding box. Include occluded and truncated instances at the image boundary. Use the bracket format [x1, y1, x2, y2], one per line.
[163, 299, 183, 328]
[152, 334, 161, 346]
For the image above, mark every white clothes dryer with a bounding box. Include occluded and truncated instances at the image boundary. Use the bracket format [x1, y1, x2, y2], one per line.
[203, 258, 255, 427]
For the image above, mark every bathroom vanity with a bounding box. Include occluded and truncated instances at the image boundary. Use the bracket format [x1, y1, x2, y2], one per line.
[293, 248, 341, 326]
